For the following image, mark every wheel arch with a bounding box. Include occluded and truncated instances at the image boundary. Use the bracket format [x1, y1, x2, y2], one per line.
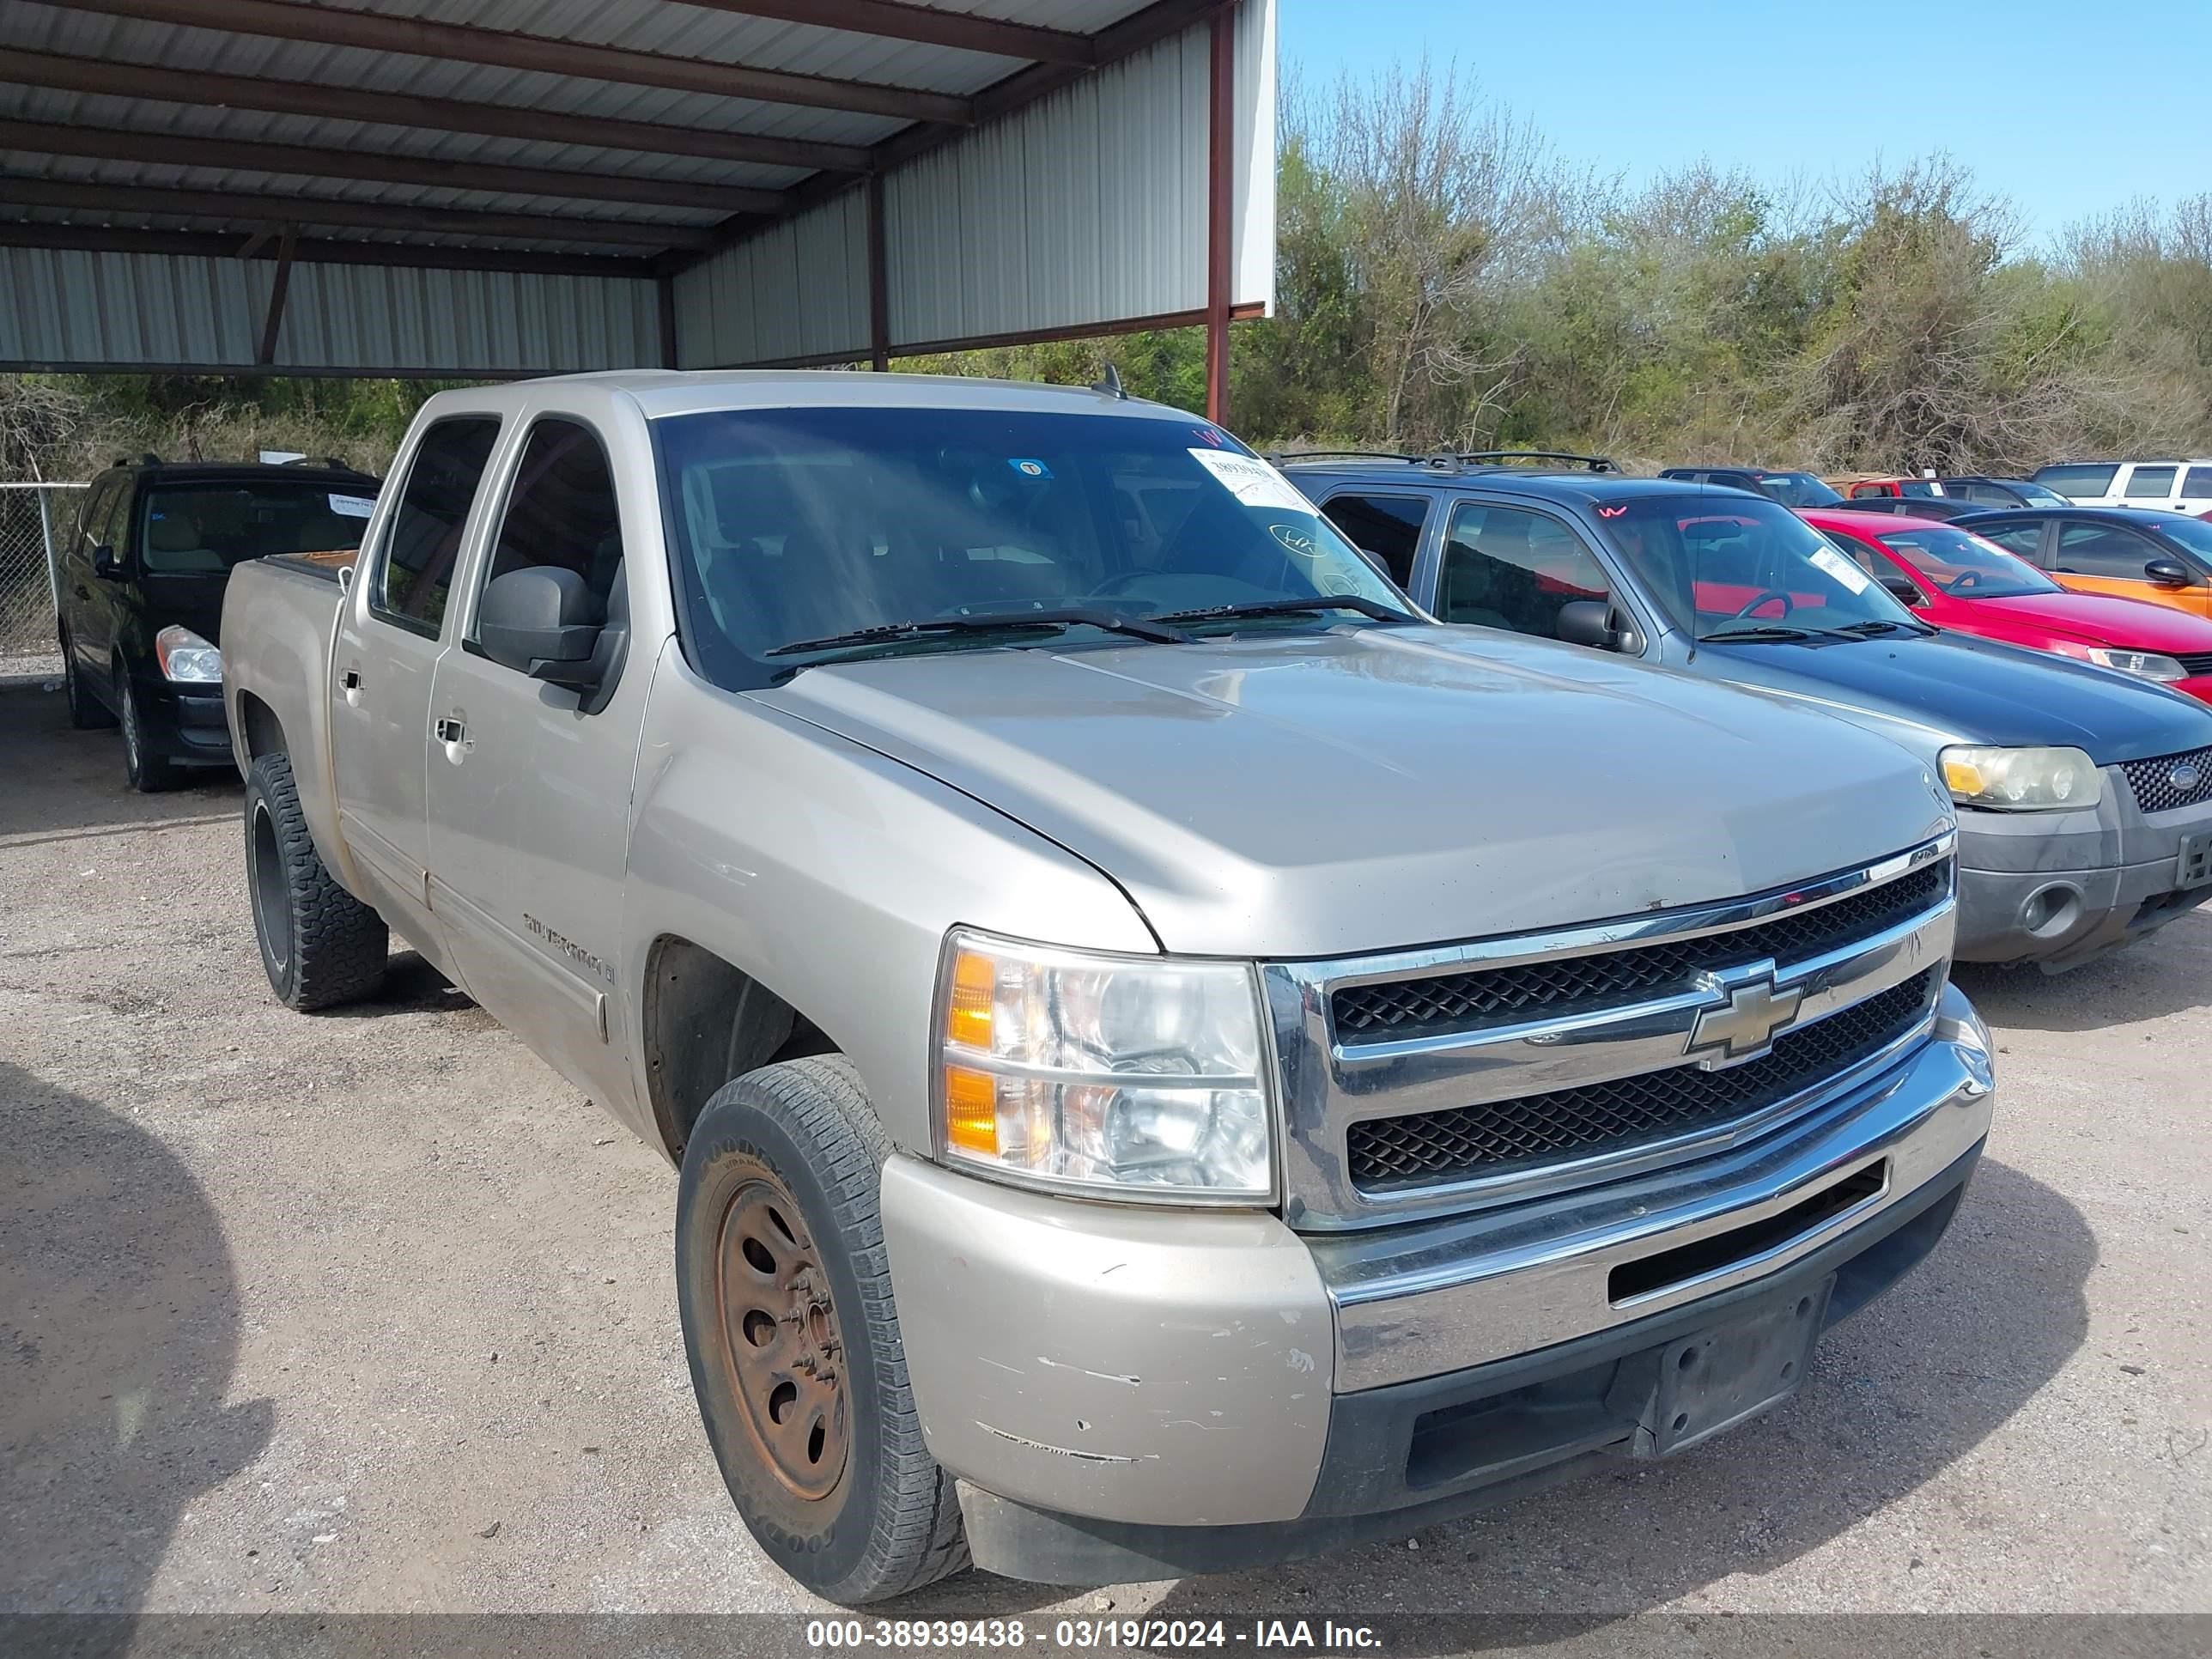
[641, 935, 841, 1162]
[235, 690, 288, 763]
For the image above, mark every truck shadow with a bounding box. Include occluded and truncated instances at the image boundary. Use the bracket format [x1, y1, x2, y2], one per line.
[1952, 912, 2212, 1030]
[902, 1157, 2088, 1627]
[0, 1062, 272, 1641]
[324, 950, 479, 1018]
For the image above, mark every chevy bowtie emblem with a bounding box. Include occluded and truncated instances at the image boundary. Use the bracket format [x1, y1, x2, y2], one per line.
[1686, 966, 1803, 1066]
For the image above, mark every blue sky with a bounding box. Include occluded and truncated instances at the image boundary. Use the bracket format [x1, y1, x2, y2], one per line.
[1278, 0, 2209, 244]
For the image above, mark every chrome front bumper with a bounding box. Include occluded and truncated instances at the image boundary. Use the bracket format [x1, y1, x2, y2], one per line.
[1310, 980, 1996, 1389]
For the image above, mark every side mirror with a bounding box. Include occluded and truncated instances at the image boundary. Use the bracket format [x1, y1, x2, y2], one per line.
[1556, 599, 1636, 652]
[478, 566, 604, 691]
[2145, 557, 2193, 588]
[1878, 573, 1925, 605]
[92, 544, 126, 580]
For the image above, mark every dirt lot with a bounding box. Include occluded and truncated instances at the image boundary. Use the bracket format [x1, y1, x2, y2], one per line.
[2, 678, 2207, 1629]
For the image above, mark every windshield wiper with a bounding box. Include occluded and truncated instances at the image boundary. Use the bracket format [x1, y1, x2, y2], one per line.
[767, 608, 1191, 657]
[1150, 596, 1422, 628]
[1831, 617, 1936, 638]
[1696, 622, 1832, 642]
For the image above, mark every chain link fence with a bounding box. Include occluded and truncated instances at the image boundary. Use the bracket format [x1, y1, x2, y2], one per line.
[0, 483, 85, 679]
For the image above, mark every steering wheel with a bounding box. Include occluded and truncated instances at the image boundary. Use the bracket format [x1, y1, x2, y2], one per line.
[1948, 570, 1985, 593]
[1734, 589, 1796, 619]
[1087, 570, 1158, 599]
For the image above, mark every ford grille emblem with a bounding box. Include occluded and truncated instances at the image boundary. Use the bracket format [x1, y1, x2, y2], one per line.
[2171, 762, 2203, 793]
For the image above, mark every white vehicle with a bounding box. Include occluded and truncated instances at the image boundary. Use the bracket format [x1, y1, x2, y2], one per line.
[2032, 461, 2212, 515]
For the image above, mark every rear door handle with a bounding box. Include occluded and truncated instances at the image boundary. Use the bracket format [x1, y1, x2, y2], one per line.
[434, 716, 466, 744]
[341, 668, 363, 707]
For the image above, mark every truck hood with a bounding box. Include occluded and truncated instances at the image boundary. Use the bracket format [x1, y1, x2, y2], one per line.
[1696, 630, 2212, 765]
[751, 626, 1951, 958]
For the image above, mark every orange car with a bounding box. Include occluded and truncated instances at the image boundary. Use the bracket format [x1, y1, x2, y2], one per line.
[1958, 504, 2212, 620]
[1832, 474, 1948, 500]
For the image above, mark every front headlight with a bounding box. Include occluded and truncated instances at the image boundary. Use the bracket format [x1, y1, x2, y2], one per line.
[154, 624, 223, 683]
[933, 928, 1275, 1202]
[2057, 644, 2187, 683]
[1940, 744, 2102, 811]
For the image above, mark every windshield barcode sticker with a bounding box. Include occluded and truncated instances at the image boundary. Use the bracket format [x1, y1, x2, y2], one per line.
[328, 493, 376, 519]
[1188, 448, 1312, 514]
[1808, 546, 1871, 593]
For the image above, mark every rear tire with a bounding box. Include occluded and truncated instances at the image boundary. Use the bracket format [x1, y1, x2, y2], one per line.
[61, 631, 116, 730]
[119, 674, 183, 793]
[676, 1056, 967, 1605]
[244, 751, 388, 1011]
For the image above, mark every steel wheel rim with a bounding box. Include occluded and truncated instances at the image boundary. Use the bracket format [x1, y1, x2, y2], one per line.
[249, 800, 292, 974]
[711, 1166, 851, 1505]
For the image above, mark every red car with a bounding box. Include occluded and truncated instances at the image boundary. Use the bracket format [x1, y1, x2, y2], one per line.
[1802, 508, 2212, 705]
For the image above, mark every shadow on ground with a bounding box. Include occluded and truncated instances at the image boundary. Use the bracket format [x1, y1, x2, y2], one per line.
[0, 1062, 271, 1639]
[893, 1157, 2089, 1633]
[0, 685, 240, 843]
[1954, 908, 2212, 1031]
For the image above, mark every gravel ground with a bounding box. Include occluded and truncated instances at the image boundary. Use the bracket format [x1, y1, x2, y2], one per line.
[2, 678, 2207, 1632]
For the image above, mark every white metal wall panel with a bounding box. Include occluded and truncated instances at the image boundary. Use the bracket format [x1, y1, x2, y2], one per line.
[672, 0, 1277, 365]
[672, 187, 869, 368]
[0, 245, 656, 372]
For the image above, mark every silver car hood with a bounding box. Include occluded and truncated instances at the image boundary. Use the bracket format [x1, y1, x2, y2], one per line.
[754, 627, 1953, 957]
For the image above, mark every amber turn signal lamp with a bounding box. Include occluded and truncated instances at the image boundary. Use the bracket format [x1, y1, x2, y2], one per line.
[943, 1065, 998, 1155]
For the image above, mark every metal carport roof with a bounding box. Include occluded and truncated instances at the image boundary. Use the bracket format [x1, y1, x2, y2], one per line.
[0, 0, 1275, 414]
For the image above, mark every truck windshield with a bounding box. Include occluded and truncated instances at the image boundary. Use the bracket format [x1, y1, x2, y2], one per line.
[653, 405, 1409, 684]
[1595, 495, 1924, 641]
[138, 480, 378, 574]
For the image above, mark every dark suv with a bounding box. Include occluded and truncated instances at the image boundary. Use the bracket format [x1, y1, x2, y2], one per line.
[58, 456, 379, 790]
[1284, 453, 2212, 970]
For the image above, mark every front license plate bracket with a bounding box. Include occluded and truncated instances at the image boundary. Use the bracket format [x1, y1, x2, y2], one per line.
[1622, 1275, 1834, 1458]
[2177, 830, 2212, 889]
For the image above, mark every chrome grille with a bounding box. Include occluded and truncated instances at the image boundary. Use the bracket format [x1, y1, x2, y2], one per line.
[2124, 746, 2212, 815]
[1346, 970, 1936, 1190]
[1332, 860, 1948, 1042]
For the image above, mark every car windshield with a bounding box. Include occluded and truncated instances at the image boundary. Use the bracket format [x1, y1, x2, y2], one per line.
[1876, 526, 2058, 599]
[653, 405, 1410, 685]
[1753, 472, 1845, 508]
[1596, 494, 1922, 640]
[137, 480, 378, 574]
[2156, 517, 2212, 561]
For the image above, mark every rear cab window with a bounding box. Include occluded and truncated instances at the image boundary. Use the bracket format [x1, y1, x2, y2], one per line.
[1320, 491, 1431, 589]
[370, 417, 503, 639]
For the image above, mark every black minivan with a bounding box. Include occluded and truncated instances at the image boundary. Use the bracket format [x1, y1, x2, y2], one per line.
[58, 457, 380, 790]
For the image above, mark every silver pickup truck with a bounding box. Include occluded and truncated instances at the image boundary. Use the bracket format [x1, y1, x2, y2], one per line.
[222, 372, 1995, 1602]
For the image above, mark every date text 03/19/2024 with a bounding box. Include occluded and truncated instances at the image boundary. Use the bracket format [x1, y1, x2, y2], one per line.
[803, 1619, 1385, 1650]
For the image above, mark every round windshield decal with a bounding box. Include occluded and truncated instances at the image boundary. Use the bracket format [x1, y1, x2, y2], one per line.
[1270, 522, 1322, 559]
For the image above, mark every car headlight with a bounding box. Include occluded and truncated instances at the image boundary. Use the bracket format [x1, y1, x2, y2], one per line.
[933, 928, 1275, 1202]
[154, 624, 223, 683]
[1940, 744, 2101, 811]
[2057, 644, 2187, 683]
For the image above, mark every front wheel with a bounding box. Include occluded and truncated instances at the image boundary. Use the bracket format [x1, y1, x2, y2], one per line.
[243, 752, 388, 1010]
[676, 1057, 967, 1604]
[119, 675, 183, 793]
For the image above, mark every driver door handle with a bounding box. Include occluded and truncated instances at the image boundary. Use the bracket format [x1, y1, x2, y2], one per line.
[434, 716, 466, 744]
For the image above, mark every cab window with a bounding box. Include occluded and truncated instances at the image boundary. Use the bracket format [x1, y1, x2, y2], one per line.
[473, 417, 626, 647]
[1976, 523, 2047, 562]
[1438, 503, 1610, 641]
[1322, 492, 1429, 588]
[2123, 466, 2178, 501]
[371, 416, 502, 638]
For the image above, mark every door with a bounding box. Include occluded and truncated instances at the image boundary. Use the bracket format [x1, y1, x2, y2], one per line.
[425, 415, 645, 1112]
[2179, 465, 2212, 518]
[2047, 518, 2212, 617]
[60, 478, 119, 678]
[329, 415, 504, 945]
[2118, 464, 2181, 514]
[1431, 501, 1622, 645]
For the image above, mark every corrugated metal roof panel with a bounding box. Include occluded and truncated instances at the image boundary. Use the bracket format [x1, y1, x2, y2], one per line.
[674, 188, 868, 367]
[0, 242, 655, 370]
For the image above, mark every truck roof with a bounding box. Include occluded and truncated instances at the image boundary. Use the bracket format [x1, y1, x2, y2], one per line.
[1276, 458, 1743, 509]
[517, 368, 1203, 424]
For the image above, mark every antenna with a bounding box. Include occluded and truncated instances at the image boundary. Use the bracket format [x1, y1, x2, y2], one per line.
[1091, 362, 1127, 400]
